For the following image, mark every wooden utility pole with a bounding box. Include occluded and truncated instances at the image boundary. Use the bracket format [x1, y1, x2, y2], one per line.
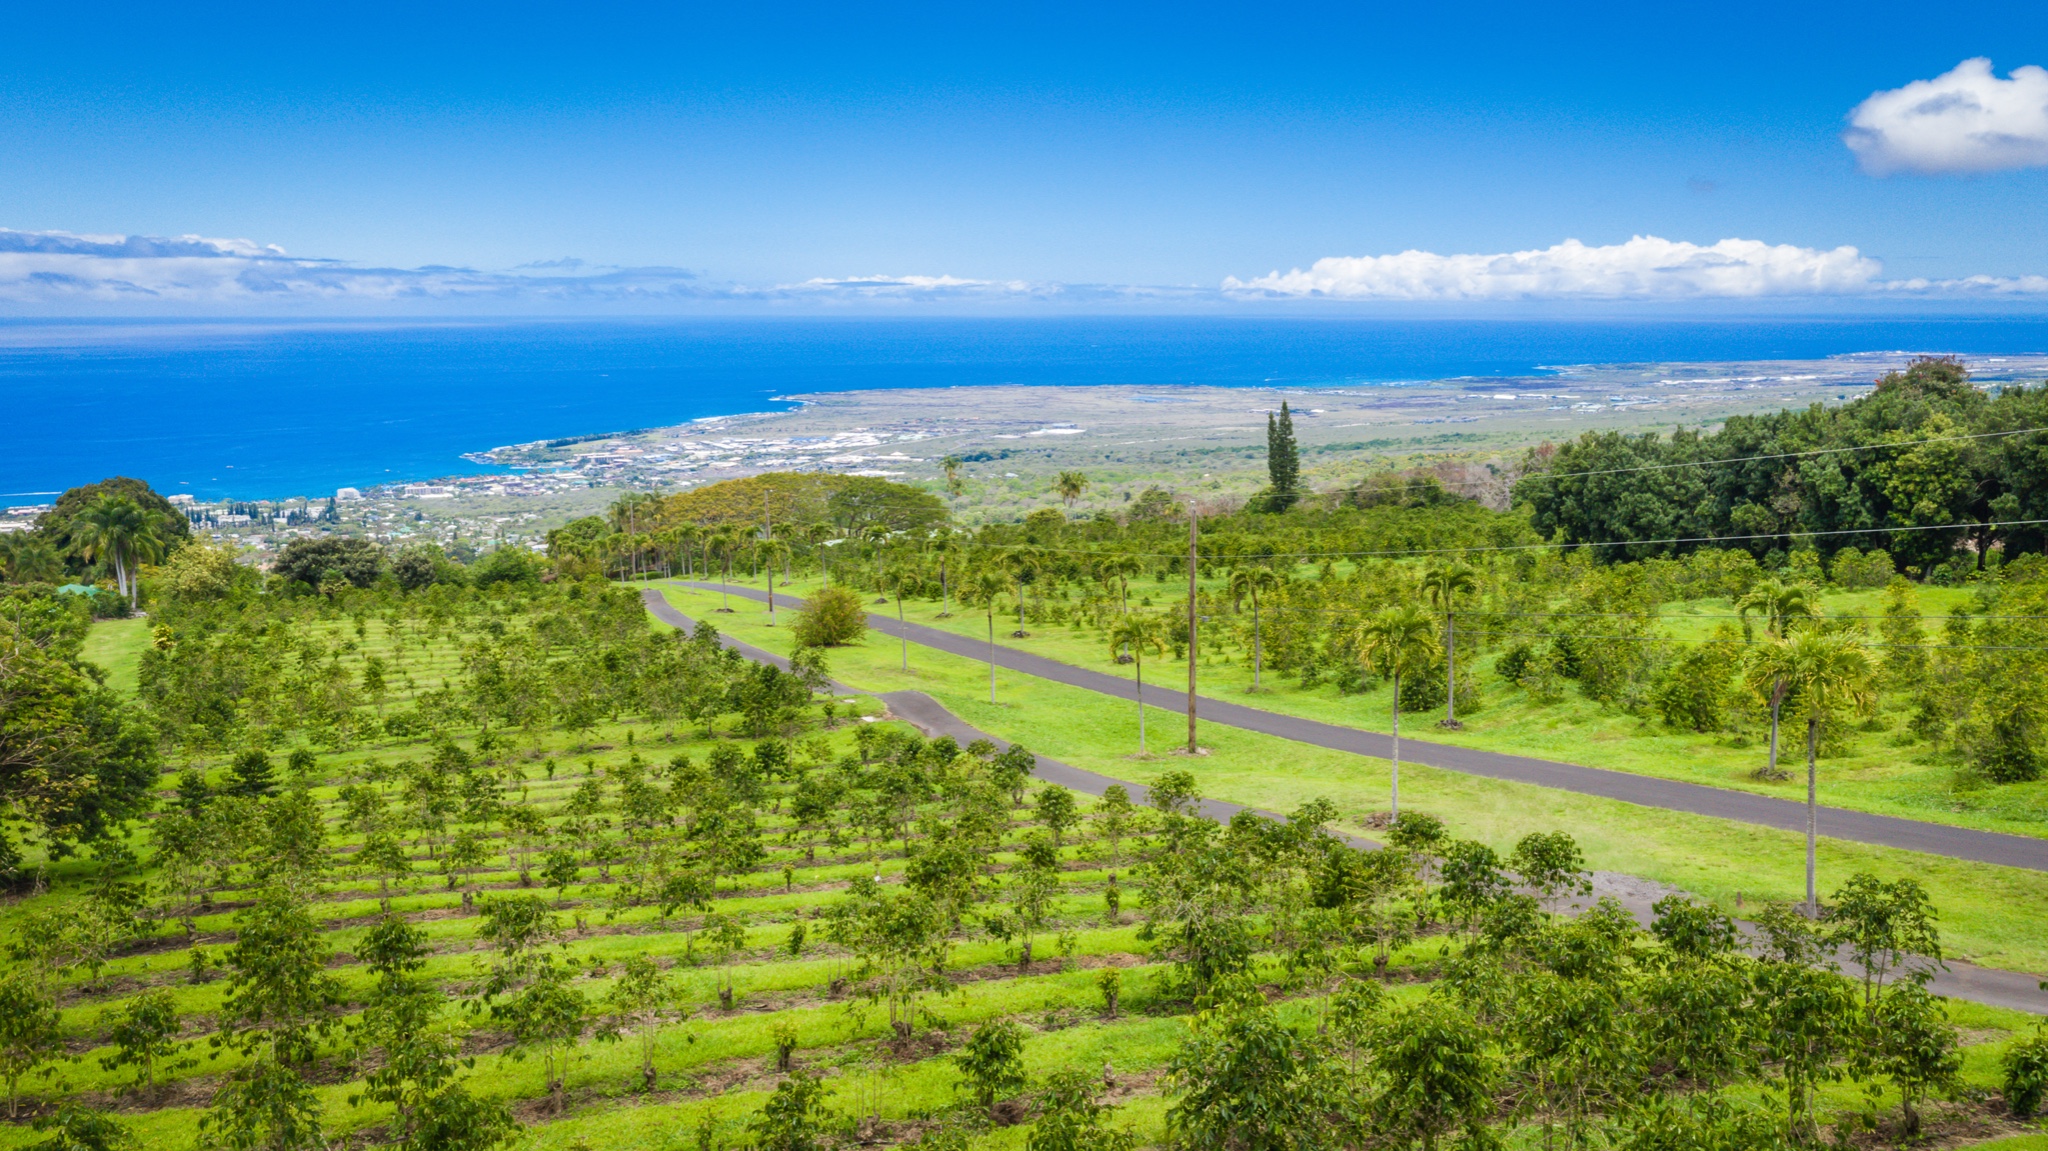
[1187, 502, 1199, 754]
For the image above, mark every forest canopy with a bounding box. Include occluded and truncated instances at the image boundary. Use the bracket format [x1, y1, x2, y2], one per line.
[1517, 359, 2048, 573]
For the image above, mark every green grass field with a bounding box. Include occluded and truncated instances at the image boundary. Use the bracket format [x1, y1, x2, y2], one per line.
[695, 573, 2048, 841]
[80, 616, 152, 695]
[656, 582, 2048, 976]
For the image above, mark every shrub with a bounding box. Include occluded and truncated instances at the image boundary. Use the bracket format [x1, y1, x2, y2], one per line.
[1959, 701, 2044, 783]
[750, 1070, 833, 1151]
[1514, 646, 1566, 705]
[1496, 643, 1533, 683]
[1397, 662, 1480, 716]
[791, 586, 868, 647]
[1650, 637, 1741, 732]
[2006, 1025, 2048, 1117]
[956, 1019, 1028, 1115]
[471, 547, 543, 588]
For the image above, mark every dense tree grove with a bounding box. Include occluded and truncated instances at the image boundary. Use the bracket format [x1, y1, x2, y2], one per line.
[1, 589, 159, 868]
[1519, 359, 2048, 574]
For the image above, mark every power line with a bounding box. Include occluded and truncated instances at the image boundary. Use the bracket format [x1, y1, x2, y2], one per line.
[1402, 424, 2048, 491]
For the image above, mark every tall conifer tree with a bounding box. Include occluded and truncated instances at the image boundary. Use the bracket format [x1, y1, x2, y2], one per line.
[1266, 402, 1301, 508]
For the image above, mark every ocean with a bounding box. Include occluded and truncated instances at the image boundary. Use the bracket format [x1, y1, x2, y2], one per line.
[5, 315, 2048, 501]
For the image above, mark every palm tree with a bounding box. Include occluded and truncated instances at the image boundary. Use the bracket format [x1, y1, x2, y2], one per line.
[1421, 561, 1479, 728]
[1055, 471, 1089, 508]
[885, 563, 915, 671]
[1353, 605, 1439, 818]
[805, 523, 835, 584]
[1, 534, 63, 584]
[1227, 566, 1283, 691]
[672, 523, 701, 577]
[1737, 577, 1822, 641]
[941, 456, 965, 498]
[68, 494, 166, 608]
[927, 532, 961, 617]
[1097, 553, 1142, 615]
[758, 540, 790, 622]
[968, 569, 1010, 704]
[1003, 547, 1045, 636]
[1744, 633, 1877, 914]
[707, 527, 742, 610]
[1096, 552, 1144, 661]
[1108, 613, 1166, 753]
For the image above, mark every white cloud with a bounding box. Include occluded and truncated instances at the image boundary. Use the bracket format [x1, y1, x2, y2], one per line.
[771, 273, 1046, 301]
[1224, 236, 1887, 300]
[0, 228, 1155, 310]
[0, 228, 714, 307]
[4, 226, 2046, 312]
[1845, 58, 2048, 175]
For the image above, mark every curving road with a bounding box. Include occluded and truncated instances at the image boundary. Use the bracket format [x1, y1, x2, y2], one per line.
[642, 588, 2048, 1015]
[660, 582, 2048, 873]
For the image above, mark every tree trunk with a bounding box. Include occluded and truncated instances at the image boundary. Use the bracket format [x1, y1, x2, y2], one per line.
[1136, 661, 1146, 752]
[1390, 674, 1401, 818]
[1443, 613, 1457, 727]
[1187, 510, 1199, 754]
[1252, 596, 1262, 690]
[1766, 685, 1784, 779]
[1806, 716, 1819, 916]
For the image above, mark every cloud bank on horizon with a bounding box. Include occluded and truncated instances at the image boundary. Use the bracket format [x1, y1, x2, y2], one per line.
[3, 226, 2047, 311]
[1227, 236, 2048, 301]
[1845, 58, 2048, 175]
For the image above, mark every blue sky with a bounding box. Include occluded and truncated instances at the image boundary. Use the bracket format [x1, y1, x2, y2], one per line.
[4, 1, 2048, 310]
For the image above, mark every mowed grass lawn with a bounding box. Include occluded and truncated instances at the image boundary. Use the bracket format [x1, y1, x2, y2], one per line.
[656, 582, 2048, 976]
[81, 615, 152, 695]
[684, 574, 2048, 840]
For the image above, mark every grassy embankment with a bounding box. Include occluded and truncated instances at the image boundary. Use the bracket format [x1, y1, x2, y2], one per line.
[655, 582, 2048, 976]
[689, 572, 2048, 840]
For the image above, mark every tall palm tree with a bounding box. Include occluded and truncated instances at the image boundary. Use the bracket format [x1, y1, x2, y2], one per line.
[707, 527, 742, 610]
[1421, 561, 1479, 728]
[1744, 632, 1877, 914]
[1353, 604, 1439, 818]
[1003, 547, 1045, 636]
[885, 563, 915, 670]
[1108, 613, 1166, 753]
[804, 523, 835, 584]
[941, 456, 965, 498]
[68, 494, 165, 608]
[1055, 471, 1089, 508]
[922, 531, 960, 617]
[1097, 553, 1142, 614]
[968, 569, 1010, 704]
[1096, 552, 1144, 661]
[1227, 566, 1283, 691]
[758, 540, 790, 622]
[1737, 577, 1822, 641]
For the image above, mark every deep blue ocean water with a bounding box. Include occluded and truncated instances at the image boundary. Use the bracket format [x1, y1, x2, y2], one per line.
[6, 316, 2048, 501]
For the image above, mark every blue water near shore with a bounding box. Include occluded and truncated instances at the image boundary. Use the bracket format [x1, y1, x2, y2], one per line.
[5, 316, 2048, 500]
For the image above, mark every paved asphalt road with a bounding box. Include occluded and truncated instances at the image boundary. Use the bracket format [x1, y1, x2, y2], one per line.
[643, 587, 2048, 1013]
[663, 582, 2047, 873]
